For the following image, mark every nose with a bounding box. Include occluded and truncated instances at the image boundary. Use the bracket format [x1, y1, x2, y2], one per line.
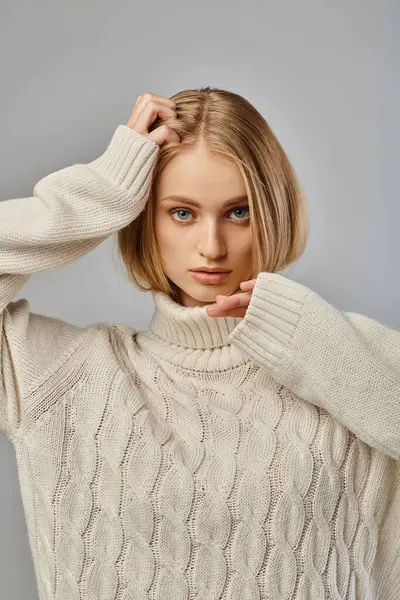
[197, 222, 227, 260]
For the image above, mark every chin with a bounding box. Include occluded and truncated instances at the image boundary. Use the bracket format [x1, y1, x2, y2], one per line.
[189, 282, 237, 302]
[170, 274, 240, 307]
[189, 286, 218, 299]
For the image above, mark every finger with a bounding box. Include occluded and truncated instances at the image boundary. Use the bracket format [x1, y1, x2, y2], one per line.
[135, 93, 176, 113]
[147, 124, 180, 146]
[240, 279, 256, 290]
[217, 292, 251, 309]
[141, 92, 176, 108]
[133, 102, 176, 134]
[127, 95, 176, 131]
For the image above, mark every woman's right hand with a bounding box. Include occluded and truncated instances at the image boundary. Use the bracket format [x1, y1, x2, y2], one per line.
[126, 92, 180, 147]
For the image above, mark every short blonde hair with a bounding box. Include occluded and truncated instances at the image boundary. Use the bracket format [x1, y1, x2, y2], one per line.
[114, 86, 310, 303]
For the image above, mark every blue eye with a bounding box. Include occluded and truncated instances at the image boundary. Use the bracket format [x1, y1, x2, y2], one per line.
[231, 208, 249, 220]
[172, 209, 191, 221]
[170, 207, 250, 222]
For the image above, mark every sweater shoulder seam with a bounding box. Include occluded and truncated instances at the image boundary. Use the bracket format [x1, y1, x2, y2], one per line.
[9, 322, 107, 443]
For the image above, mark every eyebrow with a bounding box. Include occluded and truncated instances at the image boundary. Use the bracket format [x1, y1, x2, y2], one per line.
[160, 194, 249, 209]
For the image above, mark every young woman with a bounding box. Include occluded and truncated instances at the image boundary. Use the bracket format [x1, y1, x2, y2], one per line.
[0, 89, 398, 600]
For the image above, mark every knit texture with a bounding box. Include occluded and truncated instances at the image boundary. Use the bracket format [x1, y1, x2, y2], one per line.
[0, 124, 399, 600]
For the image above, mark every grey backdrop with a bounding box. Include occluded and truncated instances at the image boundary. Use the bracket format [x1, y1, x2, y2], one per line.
[0, 0, 398, 598]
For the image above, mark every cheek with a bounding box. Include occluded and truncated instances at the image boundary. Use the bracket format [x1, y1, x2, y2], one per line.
[154, 217, 184, 254]
[156, 216, 191, 244]
[229, 231, 252, 253]
[154, 215, 170, 243]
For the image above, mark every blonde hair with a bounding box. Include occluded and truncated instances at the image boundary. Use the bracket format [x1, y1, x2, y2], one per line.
[114, 86, 310, 303]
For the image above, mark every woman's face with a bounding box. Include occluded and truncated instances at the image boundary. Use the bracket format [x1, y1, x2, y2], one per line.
[154, 146, 254, 307]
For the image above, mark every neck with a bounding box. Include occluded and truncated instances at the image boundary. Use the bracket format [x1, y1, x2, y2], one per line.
[150, 290, 243, 349]
[132, 289, 251, 373]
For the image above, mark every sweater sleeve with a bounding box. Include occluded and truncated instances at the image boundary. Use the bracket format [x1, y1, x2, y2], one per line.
[0, 125, 159, 439]
[227, 272, 400, 460]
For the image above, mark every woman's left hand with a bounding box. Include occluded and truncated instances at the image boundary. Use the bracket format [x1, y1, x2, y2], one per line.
[206, 278, 257, 318]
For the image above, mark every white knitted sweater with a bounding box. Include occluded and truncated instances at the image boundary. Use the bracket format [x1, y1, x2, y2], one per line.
[0, 125, 399, 600]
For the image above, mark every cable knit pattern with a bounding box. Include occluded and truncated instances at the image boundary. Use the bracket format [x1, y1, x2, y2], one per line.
[1, 124, 399, 600]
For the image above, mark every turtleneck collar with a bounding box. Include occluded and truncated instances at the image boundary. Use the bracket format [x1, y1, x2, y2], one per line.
[149, 290, 243, 349]
[130, 290, 252, 372]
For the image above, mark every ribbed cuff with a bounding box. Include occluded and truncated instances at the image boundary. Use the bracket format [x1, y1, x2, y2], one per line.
[88, 125, 159, 191]
[227, 272, 314, 370]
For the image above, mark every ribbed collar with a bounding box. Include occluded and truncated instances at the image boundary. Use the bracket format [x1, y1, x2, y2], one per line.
[150, 290, 243, 350]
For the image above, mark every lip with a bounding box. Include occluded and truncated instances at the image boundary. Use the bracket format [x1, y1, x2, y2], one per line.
[190, 267, 232, 273]
[190, 271, 231, 284]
